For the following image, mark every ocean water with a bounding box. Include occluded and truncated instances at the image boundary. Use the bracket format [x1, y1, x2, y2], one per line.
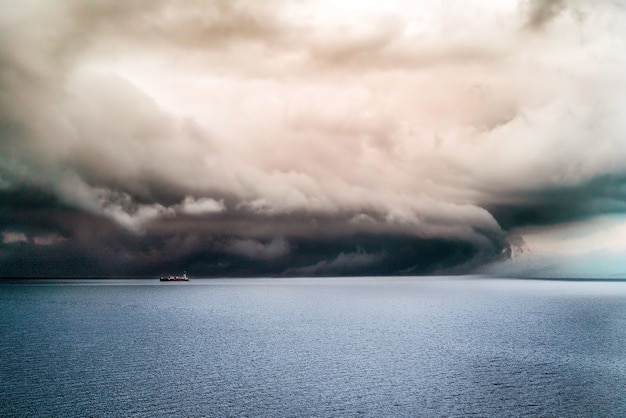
[1, 277, 625, 417]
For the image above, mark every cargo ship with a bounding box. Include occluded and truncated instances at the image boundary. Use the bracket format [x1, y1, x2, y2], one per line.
[160, 272, 189, 281]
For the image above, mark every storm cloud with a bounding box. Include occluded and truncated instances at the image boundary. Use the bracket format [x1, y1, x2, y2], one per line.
[1, 0, 626, 277]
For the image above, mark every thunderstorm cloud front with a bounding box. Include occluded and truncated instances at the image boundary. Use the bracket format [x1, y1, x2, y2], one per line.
[1, 0, 626, 277]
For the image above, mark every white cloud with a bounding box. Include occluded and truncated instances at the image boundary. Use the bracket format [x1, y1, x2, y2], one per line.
[177, 196, 225, 215]
[49, 173, 175, 232]
[2, 232, 28, 244]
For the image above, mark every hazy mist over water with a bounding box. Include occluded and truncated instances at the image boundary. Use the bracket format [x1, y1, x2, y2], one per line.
[1, 277, 626, 417]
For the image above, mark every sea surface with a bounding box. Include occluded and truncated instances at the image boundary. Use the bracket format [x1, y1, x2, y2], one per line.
[1, 276, 626, 417]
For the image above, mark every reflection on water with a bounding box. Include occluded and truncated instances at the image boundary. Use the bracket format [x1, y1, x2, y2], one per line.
[1, 277, 625, 417]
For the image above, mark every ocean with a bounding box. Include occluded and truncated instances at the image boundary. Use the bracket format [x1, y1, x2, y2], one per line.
[1, 276, 625, 417]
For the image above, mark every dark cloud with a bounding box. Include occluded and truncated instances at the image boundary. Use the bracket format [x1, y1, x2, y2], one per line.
[0, 181, 507, 277]
[487, 174, 626, 230]
[524, 0, 568, 31]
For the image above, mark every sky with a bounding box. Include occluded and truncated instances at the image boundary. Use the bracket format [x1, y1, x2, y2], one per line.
[1, 0, 626, 278]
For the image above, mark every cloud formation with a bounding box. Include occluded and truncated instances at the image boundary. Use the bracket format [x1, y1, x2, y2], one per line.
[1, 0, 626, 277]
[178, 196, 225, 216]
[283, 248, 386, 276]
[225, 237, 290, 260]
[2, 232, 28, 244]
